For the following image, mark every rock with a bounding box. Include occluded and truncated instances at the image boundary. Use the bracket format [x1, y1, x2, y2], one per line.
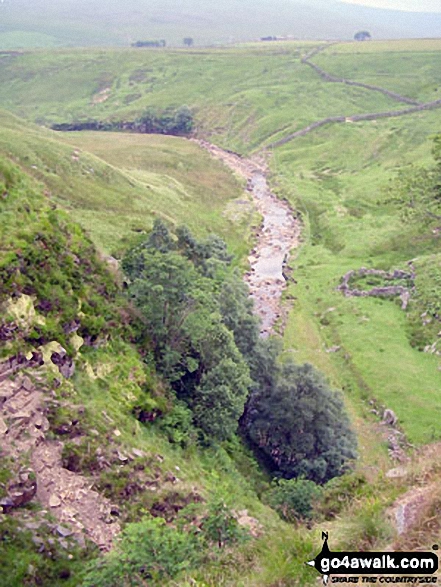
[32, 536, 45, 551]
[49, 495, 61, 508]
[59, 359, 75, 379]
[56, 525, 73, 537]
[11, 411, 32, 423]
[117, 451, 128, 462]
[326, 345, 341, 353]
[132, 448, 144, 458]
[0, 416, 8, 435]
[386, 467, 408, 479]
[383, 408, 398, 426]
[0, 469, 37, 510]
[21, 376, 33, 391]
[235, 510, 263, 538]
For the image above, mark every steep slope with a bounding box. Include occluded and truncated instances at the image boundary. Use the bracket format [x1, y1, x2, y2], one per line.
[0, 152, 316, 586]
[0, 110, 254, 257]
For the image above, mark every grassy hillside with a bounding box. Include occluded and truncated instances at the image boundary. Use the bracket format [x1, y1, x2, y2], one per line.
[275, 109, 441, 445]
[314, 38, 441, 103]
[0, 43, 418, 153]
[0, 152, 320, 586]
[0, 111, 253, 258]
[2, 37, 441, 585]
[2, 39, 441, 443]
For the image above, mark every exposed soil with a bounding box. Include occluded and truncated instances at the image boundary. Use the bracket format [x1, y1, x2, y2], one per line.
[196, 139, 301, 336]
[0, 366, 120, 551]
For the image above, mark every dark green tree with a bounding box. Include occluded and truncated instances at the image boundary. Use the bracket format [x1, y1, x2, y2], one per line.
[122, 223, 252, 442]
[218, 274, 260, 359]
[183, 37, 194, 47]
[244, 361, 357, 483]
[354, 31, 371, 41]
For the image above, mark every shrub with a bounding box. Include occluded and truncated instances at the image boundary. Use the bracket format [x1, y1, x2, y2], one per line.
[200, 498, 248, 548]
[267, 478, 322, 522]
[82, 517, 201, 586]
[157, 400, 197, 447]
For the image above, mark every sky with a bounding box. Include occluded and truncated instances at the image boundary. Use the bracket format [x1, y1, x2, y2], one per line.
[340, 0, 441, 12]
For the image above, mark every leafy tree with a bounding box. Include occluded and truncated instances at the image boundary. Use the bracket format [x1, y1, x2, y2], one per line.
[174, 105, 194, 134]
[201, 498, 248, 548]
[218, 274, 260, 359]
[123, 222, 252, 442]
[192, 356, 251, 442]
[183, 37, 194, 47]
[354, 31, 371, 41]
[124, 249, 200, 380]
[243, 361, 357, 483]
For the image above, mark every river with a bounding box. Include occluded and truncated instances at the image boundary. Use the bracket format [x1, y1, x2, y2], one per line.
[196, 140, 301, 336]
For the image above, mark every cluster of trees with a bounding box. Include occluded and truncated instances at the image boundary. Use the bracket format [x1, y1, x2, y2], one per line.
[354, 31, 371, 41]
[135, 105, 194, 135]
[123, 221, 357, 483]
[132, 39, 166, 48]
[52, 106, 194, 136]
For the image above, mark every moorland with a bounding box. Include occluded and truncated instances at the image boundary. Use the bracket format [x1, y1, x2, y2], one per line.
[1, 37, 441, 586]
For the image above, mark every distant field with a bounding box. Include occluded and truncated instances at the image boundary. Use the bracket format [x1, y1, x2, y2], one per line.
[314, 40, 441, 103]
[0, 111, 253, 259]
[0, 43, 416, 153]
[2, 0, 441, 49]
[331, 38, 441, 53]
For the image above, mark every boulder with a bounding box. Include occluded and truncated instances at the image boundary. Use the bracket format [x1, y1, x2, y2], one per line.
[383, 408, 398, 426]
[0, 468, 37, 512]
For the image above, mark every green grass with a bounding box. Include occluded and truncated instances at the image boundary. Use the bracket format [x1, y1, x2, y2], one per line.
[276, 109, 441, 445]
[0, 110, 254, 259]
[0, 44, 413, 153]
[314, 40, 441, 103]
[2, 0, 438, 49]
[3, 38, 441, 445]
[5, 36, 441, 583]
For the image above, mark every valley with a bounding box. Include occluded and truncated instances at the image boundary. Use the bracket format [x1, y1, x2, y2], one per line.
[1, 36, 441, 586]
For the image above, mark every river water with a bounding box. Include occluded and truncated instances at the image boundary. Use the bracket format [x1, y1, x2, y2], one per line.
[196, 140, 301, 336]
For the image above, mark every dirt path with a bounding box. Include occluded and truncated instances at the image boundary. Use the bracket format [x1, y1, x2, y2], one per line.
[0, 367, 120, 551]
[196, 140, 301, 336]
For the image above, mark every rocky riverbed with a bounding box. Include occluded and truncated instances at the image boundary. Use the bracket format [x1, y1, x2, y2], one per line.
[196, 140, 301, 336]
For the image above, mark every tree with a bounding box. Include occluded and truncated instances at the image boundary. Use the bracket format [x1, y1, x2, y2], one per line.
[243, 361, 357, 483]
[183, 37, 194, 47]
[122, 223, 252, 442]
[173, 105, 194, 135]
[192, 356, 251, 441]
[354, 31, 371, 41]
